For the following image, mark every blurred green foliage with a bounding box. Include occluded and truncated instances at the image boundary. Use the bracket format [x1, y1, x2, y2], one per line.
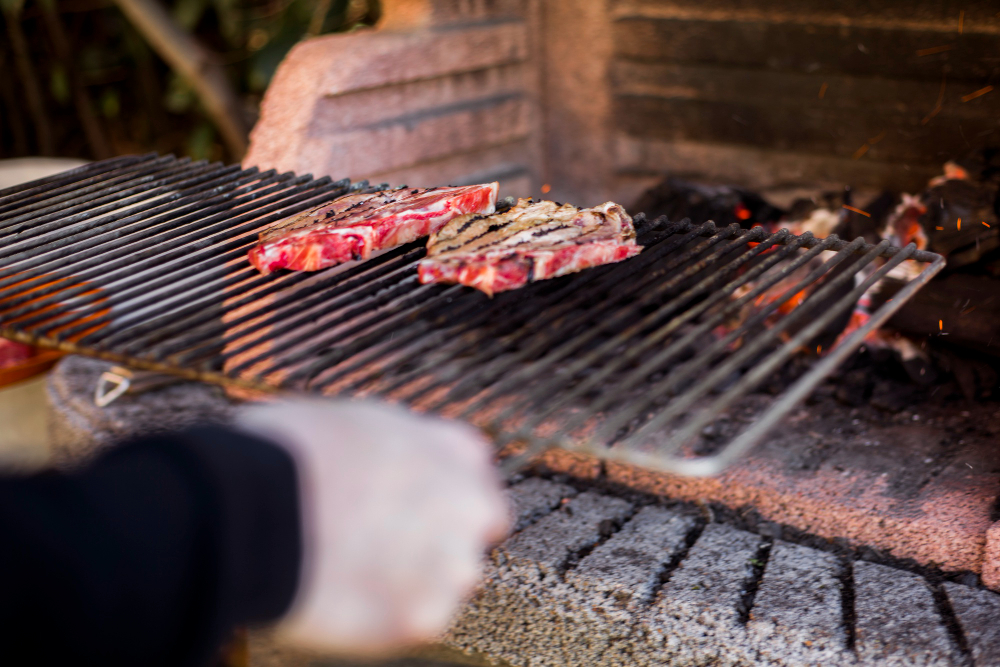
[0, 0, 378, 161]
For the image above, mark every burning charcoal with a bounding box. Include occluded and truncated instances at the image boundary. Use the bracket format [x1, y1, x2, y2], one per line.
[870, 381, 917, 414]
[936, 349, 998, 401]
[887, 274, 1000, 361]
[834, 369, 873, 407]
[833, 187, 894, 245]
[632, 177, 784, 229]
[806, 382, 836, 405]
[921, 168, 1000, 269]
[900, 356, 937, 385]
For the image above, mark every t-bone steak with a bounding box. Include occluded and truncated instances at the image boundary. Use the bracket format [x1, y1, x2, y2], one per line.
[249, 183, 498, 274]
[417, 199, 642, 296]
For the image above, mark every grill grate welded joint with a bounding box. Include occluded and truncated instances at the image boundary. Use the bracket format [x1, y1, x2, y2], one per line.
[0, 155, 945, 476]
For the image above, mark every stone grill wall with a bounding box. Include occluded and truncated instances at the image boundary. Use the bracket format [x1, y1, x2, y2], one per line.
[245, 0, 1000, 208]
[244, 0, 541, 201]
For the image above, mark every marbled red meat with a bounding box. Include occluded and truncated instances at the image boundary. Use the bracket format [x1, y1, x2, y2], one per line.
[418, 199, 641, 296]
[249, 183, 498, 274]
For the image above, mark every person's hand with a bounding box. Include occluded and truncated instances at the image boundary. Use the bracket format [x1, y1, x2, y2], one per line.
[236, 400, 509, 656]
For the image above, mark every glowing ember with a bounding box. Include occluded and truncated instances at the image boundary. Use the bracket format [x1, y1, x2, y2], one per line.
[961, 85, 994, 103]
[915, 45, 953, 56]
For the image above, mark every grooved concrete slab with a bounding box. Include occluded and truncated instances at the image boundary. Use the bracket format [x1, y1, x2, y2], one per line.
[643, 523, 764, 666]
[557, 506, 700, 667]
[446, 487, 1000, 666]
[569, 505, 697, 610]
[748, 541, 847, 664]
[507, 478, 577, 532]
[656, 523, 762, 629]
[944, 582, 1000, 665]
[447, 492, 633, 666]
[855, 561, 959, 666]
[498, 491, 633, 579]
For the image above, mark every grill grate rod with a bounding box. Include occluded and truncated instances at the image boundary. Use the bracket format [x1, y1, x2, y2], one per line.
[296, 217, 701, 392]
[36, 177, 348, 340]
[478, 231, 821, 446]
[398, 223, 751, 412]
[0, 154, 163, 218]
[0, 155, 946, 477]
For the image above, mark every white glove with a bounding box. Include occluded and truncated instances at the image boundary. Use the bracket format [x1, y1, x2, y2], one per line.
[236, 400, 509, 656]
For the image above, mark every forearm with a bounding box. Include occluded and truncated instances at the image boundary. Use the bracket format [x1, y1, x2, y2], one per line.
[0, 426, 301, 667]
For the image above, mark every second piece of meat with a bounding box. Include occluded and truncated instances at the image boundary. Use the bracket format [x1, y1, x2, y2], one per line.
[418, 199, 642, 296]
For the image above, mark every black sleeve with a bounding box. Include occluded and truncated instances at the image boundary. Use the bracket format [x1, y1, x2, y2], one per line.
[0, 425, 302, 667]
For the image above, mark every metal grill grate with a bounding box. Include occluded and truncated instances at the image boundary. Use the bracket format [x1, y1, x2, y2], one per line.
[0, 155, 945, 476]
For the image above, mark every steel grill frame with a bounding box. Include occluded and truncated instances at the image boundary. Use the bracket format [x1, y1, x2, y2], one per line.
[0, 155, 946, 476]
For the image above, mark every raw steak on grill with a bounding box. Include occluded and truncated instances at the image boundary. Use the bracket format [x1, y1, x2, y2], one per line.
[249, 183, 499, 274]
[417, 199, 642, 296]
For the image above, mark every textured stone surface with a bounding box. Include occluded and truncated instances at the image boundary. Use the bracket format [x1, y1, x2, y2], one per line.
[982, 522, 1000, 591]
[447, 488, 1000, 667]
[854, 561, 959, 666]
[944, 582, 1000, 666]
[641, 523, 764, 666]
[557, 506, 698, 666]
[748, 541, 847, 664]
[506, 477, 577, 532]
[244, 1, 540, 200]
[46, 355, 236, 466]
[595, 401, 1000, 582]
[656, 523, 761, 630]
[498, 491, 633, 579]
[569, 505, 697, 610]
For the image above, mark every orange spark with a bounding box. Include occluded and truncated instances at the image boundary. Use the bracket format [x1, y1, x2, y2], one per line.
[962, 85, 994, 102]
[916, 45, 954, 56]
[816, 345, 822, 354]
[843, 205, 871, 217]
[922, 76, 947, 125]
[984, 221, 991, 228]
[853, 143, 870, 160]
[818, 82, 828, 99]
[868, 130, 887, 144]
[540, 184, 551, 194]
[939, 319, 944, 330]
[958, 218, 962, 230]
[936, 226, 944, 230]
[959, 10, 965, 33]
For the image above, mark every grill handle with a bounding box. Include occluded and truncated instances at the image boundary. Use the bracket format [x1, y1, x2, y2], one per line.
[94, 366, 186, 407]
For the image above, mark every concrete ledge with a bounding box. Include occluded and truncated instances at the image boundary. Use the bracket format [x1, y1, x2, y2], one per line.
[445, 483, 997, 666]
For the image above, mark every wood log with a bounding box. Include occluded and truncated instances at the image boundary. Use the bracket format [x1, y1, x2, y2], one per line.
[885, 273, 1000, 357]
